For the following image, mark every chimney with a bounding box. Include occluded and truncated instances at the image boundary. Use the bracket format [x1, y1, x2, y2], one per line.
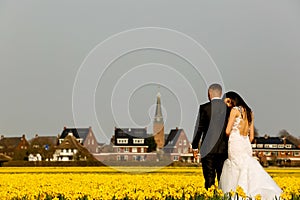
[0, 135, 4, 140]
[35, 134, 39, 138]
[89, 126, 92, 131]
[282, 137, 286, 145]
[64, 126, 67, 130]
[21, 134, 25, 141]
[176, 127, 178, 130]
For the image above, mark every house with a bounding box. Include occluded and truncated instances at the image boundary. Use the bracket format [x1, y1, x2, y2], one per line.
[0, 134, 30, 160]
[164, 128, 193, 162]
[29, 134, 58, 161]
[94, 127, 158, 162]
[113, 128, 150, 161]
[59, 126, 99, 154]
[252, 135, 300, 166]
[53, 132, 96, 161]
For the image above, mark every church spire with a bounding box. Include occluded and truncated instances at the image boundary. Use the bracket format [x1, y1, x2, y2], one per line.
[153, 92, 164, 150]
[154, 92, 163, 122]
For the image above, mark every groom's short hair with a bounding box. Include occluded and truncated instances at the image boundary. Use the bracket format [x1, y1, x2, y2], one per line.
[209, 83, 222, 92]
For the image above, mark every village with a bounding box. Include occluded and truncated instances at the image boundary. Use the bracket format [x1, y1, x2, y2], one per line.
[1, 93, 300, 167]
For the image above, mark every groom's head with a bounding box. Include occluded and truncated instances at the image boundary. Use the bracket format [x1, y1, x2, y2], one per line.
[208, 83, 222, 101]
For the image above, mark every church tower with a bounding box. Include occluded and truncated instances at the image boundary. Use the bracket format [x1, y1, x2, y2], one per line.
[153, 92, 165, 150]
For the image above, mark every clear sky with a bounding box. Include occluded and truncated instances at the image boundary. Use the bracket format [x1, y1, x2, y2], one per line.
[0, 1, 299, 143]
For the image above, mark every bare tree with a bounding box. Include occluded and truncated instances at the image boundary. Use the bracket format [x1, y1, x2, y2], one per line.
[279, 129, 300, 146]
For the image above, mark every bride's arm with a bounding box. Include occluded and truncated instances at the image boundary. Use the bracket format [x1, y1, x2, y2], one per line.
[226, 108, 239, 136]
[249, 112, 254, 142]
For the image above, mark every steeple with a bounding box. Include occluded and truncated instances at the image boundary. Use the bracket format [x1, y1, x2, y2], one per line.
[154, 92, 163, 123]
[153, 92, 164, 150]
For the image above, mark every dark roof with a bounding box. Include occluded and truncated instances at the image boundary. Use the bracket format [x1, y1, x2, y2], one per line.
[115, 128, 147, 138]
[30, 136, 58, 146]
[253, 136, 298, 149]
[165, 129, 183, 146]
[114, 128, 148, 146]
[254, 136, 294, 145]
[0, 137, 25, 150]
[60, 128, 90, 142]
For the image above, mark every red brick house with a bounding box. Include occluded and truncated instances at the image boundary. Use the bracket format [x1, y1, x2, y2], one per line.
[252, 135, 300, 166]
[0, 134, 30, 160]
[164, 128, 193, 162]
[94, 128, 157, 162]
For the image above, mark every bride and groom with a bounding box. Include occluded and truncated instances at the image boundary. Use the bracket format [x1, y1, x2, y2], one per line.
[192, 83, 282, 200]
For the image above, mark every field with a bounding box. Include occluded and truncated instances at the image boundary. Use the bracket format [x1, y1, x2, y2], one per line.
[0, 167, 299, 200]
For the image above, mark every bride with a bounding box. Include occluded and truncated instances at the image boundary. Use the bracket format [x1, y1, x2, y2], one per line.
[219, 91, 282, 200]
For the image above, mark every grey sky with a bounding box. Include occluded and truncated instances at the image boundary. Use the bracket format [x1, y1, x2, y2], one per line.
[0, 1, 299, 143]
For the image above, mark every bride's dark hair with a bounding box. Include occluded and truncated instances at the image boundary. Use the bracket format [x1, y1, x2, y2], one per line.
[223, 91, 253, 124]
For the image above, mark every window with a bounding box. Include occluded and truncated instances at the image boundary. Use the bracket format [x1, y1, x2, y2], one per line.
[140, 156, 144, 161]
[278, 144, 284, 148]
[179, 140, 182, 145]
[294, 152, 300, 156]
[92, 139, 94, 145]
[265, 144, 277, 148]
[133, 139, 144, 144]
[132, 147, 137, 153]
[183, 147, 188, 153]
[174, 156, 179, 161]
[117, 139, 128, 144]
[285, 144, 292, 148]
[125, 147, 129, 152]
[257, 144, 263, 148]
[263, 151, 271, 156]
[117, 155, 128, 161]
[183, 140, 187, 145]
[178, 148, 181, 153]
[141, 148, 144, 153]
[88, 139, 90, 145]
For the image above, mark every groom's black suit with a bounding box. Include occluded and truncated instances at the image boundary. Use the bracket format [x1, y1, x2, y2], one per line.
[192, 98, 229, 189]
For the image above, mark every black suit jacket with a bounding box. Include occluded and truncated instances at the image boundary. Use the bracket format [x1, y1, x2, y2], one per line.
[192, 99, 229, 158]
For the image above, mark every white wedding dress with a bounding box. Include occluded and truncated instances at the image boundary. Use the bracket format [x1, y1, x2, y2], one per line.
[219, 107, 282, 200]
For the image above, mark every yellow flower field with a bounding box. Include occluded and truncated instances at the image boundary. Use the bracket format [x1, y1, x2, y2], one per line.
[0, 167, 299, 200]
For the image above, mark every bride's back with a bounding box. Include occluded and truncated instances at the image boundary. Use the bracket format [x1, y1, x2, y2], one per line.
[236, 106, 251, 136]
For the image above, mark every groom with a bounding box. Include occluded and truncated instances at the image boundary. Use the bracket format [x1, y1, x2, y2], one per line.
[192, 83, 229, 189]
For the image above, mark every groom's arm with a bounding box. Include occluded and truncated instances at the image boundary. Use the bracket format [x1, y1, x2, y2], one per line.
[192, 105, 206, 150]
